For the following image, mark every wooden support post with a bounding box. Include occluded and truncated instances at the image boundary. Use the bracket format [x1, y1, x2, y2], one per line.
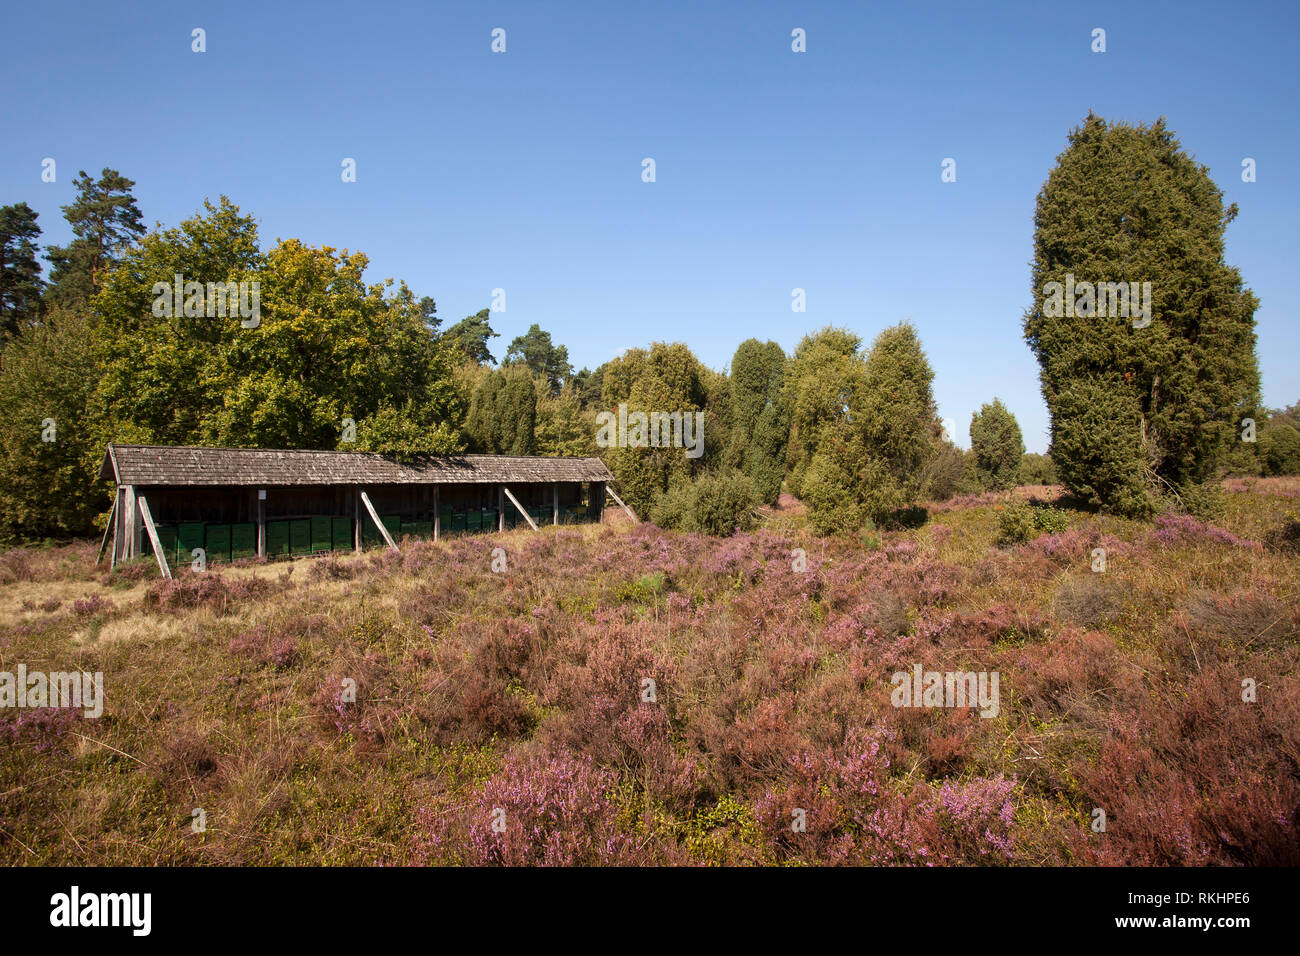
[111, 487, 126, 568]
[359, 490, 399, 551]
[590, 481, 605, 523]
[498, 486, 505, 532]
[257, 489, 266, 558]
[433, 485, 440, 541]
[354, 487, 362, 553]
[122, 485, 139, 559]
[502, 485, 539, 531]
[553, 482, 560, 525]
[96, 496, 117, 566]
[606, 486, 639, 524]
[137, 495, 172, 580]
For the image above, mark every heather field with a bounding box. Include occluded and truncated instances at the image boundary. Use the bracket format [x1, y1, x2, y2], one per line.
[2, 480, 1298, 867]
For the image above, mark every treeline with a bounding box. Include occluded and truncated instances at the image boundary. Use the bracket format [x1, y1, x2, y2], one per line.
[2, 113, 1297, 542]
[0, 170, 982, 541]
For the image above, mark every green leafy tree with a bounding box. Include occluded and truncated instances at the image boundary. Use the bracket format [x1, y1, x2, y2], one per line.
[1024, 114, 1260, 513]
[0, 202, 45, 335]
[45, 168, 145, 309]
[969, 398, 1025, 490]
[92, 198, 463, 452]
[0, 309, 103, 538]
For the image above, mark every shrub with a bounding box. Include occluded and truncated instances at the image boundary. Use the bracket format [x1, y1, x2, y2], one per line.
[1178, 481, 1227, 522]
[652, 471, 758, 536]
[1020, 452, 1058, 485]
[996, 501, 1036, 546]
[1032, 505, 1069, 535]
[1261, 423, 1300, 476]
[413, 749, 635, 866]
[922, 441, 970, 502]
[1264, 519, 1300, 554]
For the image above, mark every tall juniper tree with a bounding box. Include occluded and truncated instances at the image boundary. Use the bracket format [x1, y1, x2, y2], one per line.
[1023, 114, 1260, 513]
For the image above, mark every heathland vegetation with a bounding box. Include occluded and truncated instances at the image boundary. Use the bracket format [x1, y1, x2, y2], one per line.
[1, 114, 1297, 865]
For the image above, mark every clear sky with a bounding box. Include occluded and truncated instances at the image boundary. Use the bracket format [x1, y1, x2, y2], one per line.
[3, 0, 1296, 453]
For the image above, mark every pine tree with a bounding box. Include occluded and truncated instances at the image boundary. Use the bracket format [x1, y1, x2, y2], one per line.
[505, 323, 572, 394]
[442, 309, 499, 364]
[44, 168, 145, 308]
[0, 202, 45, 336]
[1024, 114, 1260, 512]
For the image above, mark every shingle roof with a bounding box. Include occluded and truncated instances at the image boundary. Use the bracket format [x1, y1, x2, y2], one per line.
[100, 443, 613, 487]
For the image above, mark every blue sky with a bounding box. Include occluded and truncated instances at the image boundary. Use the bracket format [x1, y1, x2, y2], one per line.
[3, 0, 1296, 453]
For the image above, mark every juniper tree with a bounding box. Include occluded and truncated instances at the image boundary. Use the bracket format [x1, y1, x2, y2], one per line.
[726, 338, 788, 505]
[1024, 114, 1260, 513]
[969, 398, 1025, 490]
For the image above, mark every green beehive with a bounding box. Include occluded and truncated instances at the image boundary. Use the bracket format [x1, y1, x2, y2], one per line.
[289, 519, 312, 555]
[485, 508, 498, 531]
[362, 514, 401, 548]
[310, 517, 333, 553]
[205, 524, 232, 563]
[178, 523, 205, 563]
[449, 510, 466, 534]
[231, 522, 257, 560]
[266, 520, 290, 556]
[156, 524, 179, 565]
[332, 517, 353, 552]
[466, 509, 481, 531]
[404, 520, 432, 540]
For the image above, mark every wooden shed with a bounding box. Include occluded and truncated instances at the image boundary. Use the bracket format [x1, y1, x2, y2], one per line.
[98, 443, 621, 575]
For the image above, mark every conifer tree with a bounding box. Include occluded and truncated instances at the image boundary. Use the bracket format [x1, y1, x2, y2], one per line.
[0, 202, 45, 335]
[1024, 114, 1260, 512]
[969, 398, 1025, 490]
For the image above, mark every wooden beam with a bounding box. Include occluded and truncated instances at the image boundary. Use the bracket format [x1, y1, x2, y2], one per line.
[122, 485, 138, 559]
[433, 485, 440, 541]
[606, 486, 639, 524]
[256, 489, 266, 558]
[498, 486, 505, 532]
[96, 496, 117, 566]
[136, 495, 172, 580]
[553, 482, 560, 525]
[359, 490, 399, 551]
[111, 487, 125, 568]
[502, 485, 539, 531]
[354, 487, 362, 553]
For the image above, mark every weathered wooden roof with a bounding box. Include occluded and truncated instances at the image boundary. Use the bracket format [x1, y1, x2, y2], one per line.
[100, 443, 613, 487]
